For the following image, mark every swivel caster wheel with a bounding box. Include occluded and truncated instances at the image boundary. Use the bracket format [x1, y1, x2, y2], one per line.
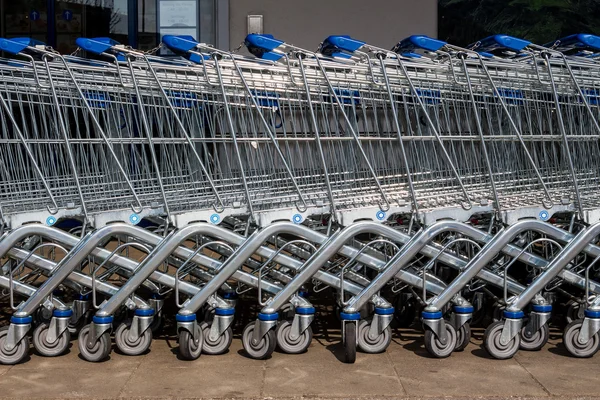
[0, 326, 29, 365]
[566, 301, 585, 324]
[357, 320, 391, 354]
[68, 312, 90, 335]
[78, 324, 111, 362]
[276, 320, 312, 354]
[563, 319, 600, 358]
[200, 321, 233, 355]
[114, 320, 152, 356]
[519, 324, 549, 351]
[149, 314, 163, 334]
[424, 323, 457, 358]
[242, 322, 276, 360]
[32, 323, 70, 357]
[484, 320, 520, 359]
[178, 327, 203, 361]
[454, 322, 471, 352]
[343, 322, 357, 363]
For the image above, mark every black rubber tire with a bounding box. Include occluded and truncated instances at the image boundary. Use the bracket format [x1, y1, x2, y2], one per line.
[519, 323, 549, 351]
[78, 324, 111, 362]
[563, 319, 600, 358]
[276, 320, 312, 354]
[32, 323, 70, 357]
[178, 328, 203, 361]
[114, 321, 152, 356]
[200, 321, 233, 355]
[566, 301, 585, 325]
[242, 322, 276, 360]
[357, 320, 392, 354]
[0, 326, 29, 365]
[424, 323, 457, 358]
[484, 320, 520, 360]
[454, 322, 471, 352]
[343, 321, 357, 363]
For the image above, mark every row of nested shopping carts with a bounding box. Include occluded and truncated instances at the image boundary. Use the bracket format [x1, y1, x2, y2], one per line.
[0, 31, 599, 365]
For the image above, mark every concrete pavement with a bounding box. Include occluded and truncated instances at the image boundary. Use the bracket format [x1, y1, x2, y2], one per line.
[0, 327, 597, 399]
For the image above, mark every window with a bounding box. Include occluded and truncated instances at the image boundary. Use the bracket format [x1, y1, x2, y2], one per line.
[0, 1, 220, 54]
[138, 0, 157, 50]
[55, 0, 128, 54]
[1, 0, 49, 44]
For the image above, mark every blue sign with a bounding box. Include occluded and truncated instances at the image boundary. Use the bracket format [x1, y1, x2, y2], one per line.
[30, 10, 40, 21]
[62, 9, 73, 22]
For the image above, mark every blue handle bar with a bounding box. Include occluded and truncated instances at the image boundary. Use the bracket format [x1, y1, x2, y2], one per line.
[392, 35, 446, 54]
[320, 35, 365, 58]
[75, 37, 121, 55]
[162, 35, 199, 53]
[470, 35, 531, 53]
[545, 34, 600, 52]
[244, 34, 285, 61]
[0, 37, 45, 55]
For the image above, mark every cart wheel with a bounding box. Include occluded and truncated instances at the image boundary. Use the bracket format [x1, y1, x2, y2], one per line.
[178, 328, 203, 360]
[563, 319, 600, 358]
[357, 320, 391, 354]
[424, 323, 456, 358]
[566, 301, 585, 324]
[32, 323, 70, 357]
[0, 326, 29, 365]
[484, 320, 520, 359]
[200, 321, 232, 355]
[242, 322, 276, 360]
[343, 321, 357, 363]
[78, 324, 111, 362]
[519, 324, 549, 351]
[276, 320, 312, 354]
[114, 320, 152, 356]
[454, 322, 471, 352]
[149, 314, 163, 334]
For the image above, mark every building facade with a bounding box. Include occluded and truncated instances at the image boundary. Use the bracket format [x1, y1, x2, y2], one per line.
[0, 0, 437, 54]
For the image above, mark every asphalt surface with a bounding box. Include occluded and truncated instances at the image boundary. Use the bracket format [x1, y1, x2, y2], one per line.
[0, 326, 598, 400]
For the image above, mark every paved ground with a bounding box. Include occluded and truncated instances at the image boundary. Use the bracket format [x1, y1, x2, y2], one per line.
[0, 327, 598, 400]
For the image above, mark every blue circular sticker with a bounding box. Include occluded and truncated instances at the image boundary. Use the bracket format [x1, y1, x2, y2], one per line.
[46, 216, 56, 226]
[129, 214, 140, 225]
[538, 210, 550, 221]
[376, 211, 386, 221]
[210, 213, 221, 224]
[292, 214, 303, 224]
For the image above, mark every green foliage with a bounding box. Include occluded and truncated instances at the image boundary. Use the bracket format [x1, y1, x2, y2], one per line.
[438, 0, 600, 46]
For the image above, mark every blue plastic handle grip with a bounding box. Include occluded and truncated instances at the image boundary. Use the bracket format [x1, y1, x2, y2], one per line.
[244, 34, 285, 60]
[76, 37, 121, 55]
[162, 35, 199, 53]
[471, 35, 531, 52]
[322, 35, 365, 53]
[545, 34, 600, 52]
[392, 35, 446, 53]
[0, 37, 45, 55]
[245, 34, 284, 52]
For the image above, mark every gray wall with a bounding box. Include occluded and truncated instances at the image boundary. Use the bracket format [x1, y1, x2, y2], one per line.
[228, 0, 437, 51]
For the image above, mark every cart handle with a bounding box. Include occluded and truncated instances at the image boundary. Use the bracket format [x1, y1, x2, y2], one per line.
[391, 35, 446, 54]
[319, 35, 365, 58]
[75, 37, 126, 61]
[0, 37, 46, 55]
[545, 34, 600, 52]
[469, 34, 531, 53]
[161, 35, 210, 62]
